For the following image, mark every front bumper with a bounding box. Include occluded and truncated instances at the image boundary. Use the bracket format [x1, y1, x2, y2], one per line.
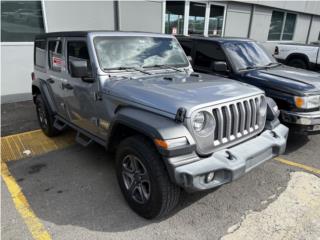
[172, 124, 288, 192]
[281, 110, 320, 133]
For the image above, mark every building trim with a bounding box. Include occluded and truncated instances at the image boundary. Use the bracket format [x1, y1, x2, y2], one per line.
[1, 93, 33, 104]
[306, 15, 314, 44]
[41, 0, 48, 32]
[247, 4, 254, 38]
[162, 0, 166, 33]
[114, 0, 120, 31]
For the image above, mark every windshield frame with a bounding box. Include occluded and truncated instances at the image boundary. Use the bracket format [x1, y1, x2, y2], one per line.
[222, 40, 278, 72]
[92, 35, 190, 74]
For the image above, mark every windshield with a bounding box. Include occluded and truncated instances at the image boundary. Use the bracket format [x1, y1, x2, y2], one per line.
[223, 41, 278, 71]
[94, 36, 189, 70]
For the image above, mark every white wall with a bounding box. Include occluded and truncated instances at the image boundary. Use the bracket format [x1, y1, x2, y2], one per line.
[308, 16, 320, 43]
[44, 1, 115, 32]
[293, 14, 311, 43]
[119, 1, 163, 32]
[1, 44, 34, 102]
[249, 6, 272, 42]
[224, 2, 251, 38]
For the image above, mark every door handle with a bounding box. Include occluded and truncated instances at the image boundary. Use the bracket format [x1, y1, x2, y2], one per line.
[62, 83, 73, 90]
[47, 78, 55, 84]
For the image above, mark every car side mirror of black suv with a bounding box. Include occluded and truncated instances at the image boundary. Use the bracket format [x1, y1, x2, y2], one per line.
[212, 61, 229, 73]
[70, 60, 94, 83]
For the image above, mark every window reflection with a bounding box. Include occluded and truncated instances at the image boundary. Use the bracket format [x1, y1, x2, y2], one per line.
[188, 2, 206, 35]
[94, 37, 189, 70]
[1, 1, 44, 42]
[165, 1, 184, 35]
[208, 5, 224, 37]
[224, 41, 277, 70]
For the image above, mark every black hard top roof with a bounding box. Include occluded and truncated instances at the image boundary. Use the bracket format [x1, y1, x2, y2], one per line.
[35, 30, 167, 39]
[175, 35, 255, 43]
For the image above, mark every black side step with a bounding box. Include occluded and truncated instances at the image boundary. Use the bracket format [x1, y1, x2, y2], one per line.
[75, 131, 93, 147]
[53, 119, 68, 131]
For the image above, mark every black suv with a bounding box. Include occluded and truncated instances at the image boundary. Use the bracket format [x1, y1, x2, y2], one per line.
[177, 36, 320, 134]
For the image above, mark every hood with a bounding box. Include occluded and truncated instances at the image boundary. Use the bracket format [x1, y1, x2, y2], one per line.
[102, 72, 263, 117]
[245, 65, 320, 96]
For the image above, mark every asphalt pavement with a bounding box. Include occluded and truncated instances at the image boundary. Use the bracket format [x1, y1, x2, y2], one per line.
[1, 100, 320, 240]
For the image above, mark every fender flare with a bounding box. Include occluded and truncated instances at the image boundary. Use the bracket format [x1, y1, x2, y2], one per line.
[106, 107, 196, 156]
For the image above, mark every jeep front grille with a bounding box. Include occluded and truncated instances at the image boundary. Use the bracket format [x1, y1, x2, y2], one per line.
[212, 95, 265, 147]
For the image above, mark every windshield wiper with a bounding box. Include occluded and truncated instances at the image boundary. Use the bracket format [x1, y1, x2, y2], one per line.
[238, 66, 260, 71]
[103, 66, 152, 75]
[264, 62, 281, 68]
[143, 64, 184, 72]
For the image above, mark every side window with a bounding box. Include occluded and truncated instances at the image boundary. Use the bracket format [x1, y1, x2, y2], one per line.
[34, 40, 46, 68]
[194, 41, 226, 71]
[67, 41, 91, 76]
[48, 40, 63, 72]
[179, 39, 193, 56]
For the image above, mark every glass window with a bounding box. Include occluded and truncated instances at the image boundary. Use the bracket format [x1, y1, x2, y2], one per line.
[194, 41, 226, 70]
[34, 40, 46, 68]
[178, 40, 193, 56]
[268, 11, 296, 41]
[48, 40, 63, 72]
[67, 41, 91, 75]
[94, 36, 189, 70]
[208, 5, 225, 37]
[188, 2, 206, 35]
[223, 41, 278, 71]
[282, 13, 296, 40]
[268, 11, 284, 41]
[1, 1, 45, 42]
[165, 1, 184, 35]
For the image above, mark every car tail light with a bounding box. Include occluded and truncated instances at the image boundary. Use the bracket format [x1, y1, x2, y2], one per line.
[31, 72, 35, 81]
[274, 46, 279, 55]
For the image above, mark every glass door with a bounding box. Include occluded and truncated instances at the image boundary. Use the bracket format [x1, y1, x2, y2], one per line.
[188, 2, 206, 35]
[208, 4, 226, 37]
[165, 1, 185, 35]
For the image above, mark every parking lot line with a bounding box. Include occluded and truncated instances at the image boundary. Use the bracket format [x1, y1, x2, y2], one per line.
[274, 157, 320, 175]
[1, 129, 75, 162]
[1, 161, 52, 240]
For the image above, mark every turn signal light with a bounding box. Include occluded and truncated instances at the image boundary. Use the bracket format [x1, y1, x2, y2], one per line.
[294, 97, 304, 108]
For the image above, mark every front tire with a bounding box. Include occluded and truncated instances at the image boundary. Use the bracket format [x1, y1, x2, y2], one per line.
[35, 94, 60, 137]
[116, 135, 180, 219]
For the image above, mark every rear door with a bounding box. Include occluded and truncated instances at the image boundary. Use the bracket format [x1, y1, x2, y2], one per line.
[46, 38, 68, 118]
[62, 38, 102, 136]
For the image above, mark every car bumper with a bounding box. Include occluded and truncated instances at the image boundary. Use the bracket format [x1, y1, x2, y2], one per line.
[281, 110, 320, 133]
[172, 124, 288, 192]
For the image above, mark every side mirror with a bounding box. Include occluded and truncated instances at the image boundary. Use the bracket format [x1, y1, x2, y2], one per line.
[212, 61, 228, 72]
[70, 60, 93, 82]
[187, 56, 192, 63]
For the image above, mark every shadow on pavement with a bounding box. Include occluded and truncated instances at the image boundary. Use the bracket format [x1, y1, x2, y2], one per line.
[284, 133, 310, 155]
[7, 142, 290, 237]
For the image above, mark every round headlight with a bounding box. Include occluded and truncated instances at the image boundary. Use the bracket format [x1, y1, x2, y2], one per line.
[192, 111, 215, 136]
[193, 112, 205, 132]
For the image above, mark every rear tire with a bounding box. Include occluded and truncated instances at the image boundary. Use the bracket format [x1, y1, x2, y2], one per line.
[35, 94, 60, 137]
[116, 135, 180, 219]
[288, 58, 308, 69]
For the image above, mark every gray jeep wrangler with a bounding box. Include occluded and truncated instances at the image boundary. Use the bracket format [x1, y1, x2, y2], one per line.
[32, 31, 288, 219]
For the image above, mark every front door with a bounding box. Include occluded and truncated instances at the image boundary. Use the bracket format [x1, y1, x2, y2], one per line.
[62, 38, 101, 136]
[46, 38, 68, 118]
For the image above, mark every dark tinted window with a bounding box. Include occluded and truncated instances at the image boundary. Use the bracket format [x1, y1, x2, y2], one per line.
[179, 39, 193, 56]
[1, 1, 45, 42]
[194, 41, 226, 70]
[34, 40, 46, 68]
[67, 41, 91, 75]
[48, 40, 63, 72]
[165, 1, 184, 35]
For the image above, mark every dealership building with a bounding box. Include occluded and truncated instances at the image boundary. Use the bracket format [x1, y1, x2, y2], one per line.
[1, 0, 320, 102]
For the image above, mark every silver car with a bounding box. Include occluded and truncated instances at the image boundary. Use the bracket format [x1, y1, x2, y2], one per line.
[32, 31, 288, 219]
